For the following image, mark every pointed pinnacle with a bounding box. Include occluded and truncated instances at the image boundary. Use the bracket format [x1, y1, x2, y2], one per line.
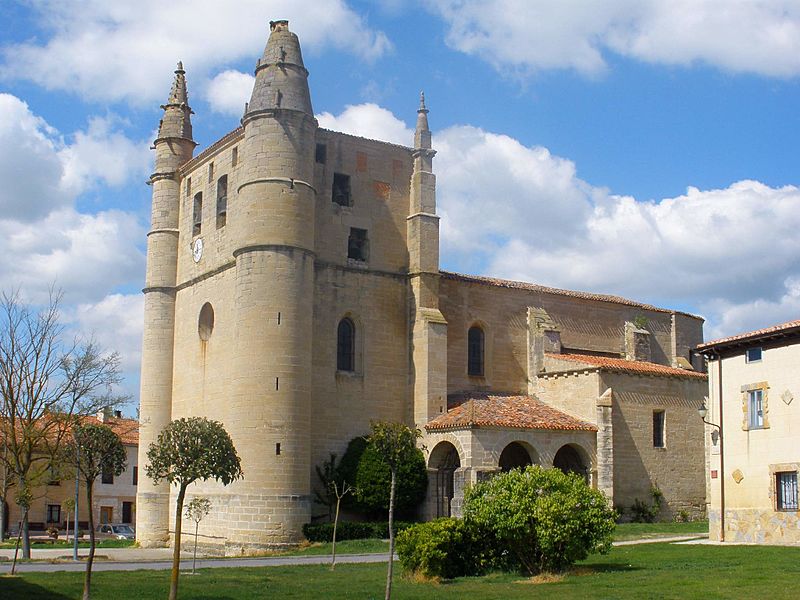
[418, 91, 428, 113]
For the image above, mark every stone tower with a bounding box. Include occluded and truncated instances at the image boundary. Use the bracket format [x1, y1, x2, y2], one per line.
[408, 93, 448, 428]
[227, 19, 317, 545]
[137, 63, 195, 547]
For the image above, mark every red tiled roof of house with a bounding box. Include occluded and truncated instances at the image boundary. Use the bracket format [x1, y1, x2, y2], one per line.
[425, 392, 597, 432]
[83, 416, 139, 446]
[697, 319, 800, 351]
[547, 353, 707, 379]
[440, 271, 702, 319]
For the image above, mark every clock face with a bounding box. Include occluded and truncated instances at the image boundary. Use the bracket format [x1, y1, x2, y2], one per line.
[192, 238, 204, 263]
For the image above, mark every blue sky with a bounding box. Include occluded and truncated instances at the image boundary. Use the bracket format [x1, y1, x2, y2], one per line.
[1, 1, 799, 408]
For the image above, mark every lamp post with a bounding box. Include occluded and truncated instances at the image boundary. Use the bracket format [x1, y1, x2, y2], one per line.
[698, 392, 724, 542]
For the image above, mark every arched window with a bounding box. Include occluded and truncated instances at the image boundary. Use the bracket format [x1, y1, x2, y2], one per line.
[467, 326, 484, 376]
[337, 318, 355, 372]
[192, 192, 203, 236]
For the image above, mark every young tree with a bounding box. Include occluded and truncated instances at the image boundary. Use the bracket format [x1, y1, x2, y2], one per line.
[329, 480, 354, 571]
[146, 417, 243, 600]
[62, 496, 76, 543]
[367, 421, 421, 600]
[65, 423, 127, 600]
[184, 496, 211, 575]
[0, 290, 125, 558]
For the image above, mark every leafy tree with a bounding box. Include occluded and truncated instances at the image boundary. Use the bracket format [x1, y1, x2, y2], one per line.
[184, 497, 212, 575]
[0, 290, 125, 558]
[64, 423, 127, 600]
[146, 417, 243, 600]
[463, 465, 616, 574]
[355, 443, 427, 518]
[366, 421, 421, 600]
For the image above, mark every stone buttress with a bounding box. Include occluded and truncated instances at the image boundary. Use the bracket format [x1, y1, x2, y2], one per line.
[137, 63, 196, 547]
[408, 93, 448, 428]
[227, 20, 317, 547]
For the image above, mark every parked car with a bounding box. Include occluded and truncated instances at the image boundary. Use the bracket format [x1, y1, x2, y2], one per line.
[96, 523, 135, 540]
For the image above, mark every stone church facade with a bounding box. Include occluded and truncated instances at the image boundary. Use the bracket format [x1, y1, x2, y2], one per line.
[137, 20, 707, 554]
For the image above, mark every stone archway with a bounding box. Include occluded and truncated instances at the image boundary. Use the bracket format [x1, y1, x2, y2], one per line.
[429, 442, 461, 517]
[553, 444, 589, 482]
[499, 441, 533, 472]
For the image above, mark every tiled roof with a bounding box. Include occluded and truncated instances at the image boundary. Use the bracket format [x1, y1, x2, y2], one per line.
[425, 392, 597, 432]
[83, 416, 139, 446]
[546, 353, 707, 379]
[440, 271, 702, 319]
[697, 319, 800, 351]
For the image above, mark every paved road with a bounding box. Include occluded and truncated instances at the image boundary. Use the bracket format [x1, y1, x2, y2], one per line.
[0, 552, 393, 574]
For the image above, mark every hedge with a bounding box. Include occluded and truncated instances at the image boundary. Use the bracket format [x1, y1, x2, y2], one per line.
[303, 521, 415, 542]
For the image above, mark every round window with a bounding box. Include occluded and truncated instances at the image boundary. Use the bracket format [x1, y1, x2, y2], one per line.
[198, 303, 214, 341]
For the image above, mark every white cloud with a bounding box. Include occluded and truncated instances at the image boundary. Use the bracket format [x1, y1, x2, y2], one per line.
[1, 0, 391, 105]
[431, 0, 800, 77]
[316, 103, 413, 145]
[315, 102, 800, 338]
[206, 70, 256, 116]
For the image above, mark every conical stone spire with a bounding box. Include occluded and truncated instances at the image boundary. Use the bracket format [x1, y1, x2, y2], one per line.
[245, 20, 313, 120]
[158, 62, 194, 141]
[414, 91, 431, 149]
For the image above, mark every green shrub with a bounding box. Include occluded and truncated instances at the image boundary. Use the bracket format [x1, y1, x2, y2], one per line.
[464, 465, 616, 574]
[396, 518, 482, 579]
[630, 486, 664, 523]
[303, 521, 414, 543]
[355, 442, 427, 517]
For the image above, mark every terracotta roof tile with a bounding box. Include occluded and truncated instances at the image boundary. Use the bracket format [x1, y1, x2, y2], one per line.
[546, 353, 706, 379]
[425, 392, 597, 432]
[83, 416, 139, 446]
[440, 271, 702, 319]
[697, 319, 800, 351]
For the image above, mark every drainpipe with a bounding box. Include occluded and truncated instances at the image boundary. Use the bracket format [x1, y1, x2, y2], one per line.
[716, 351, 725, 543]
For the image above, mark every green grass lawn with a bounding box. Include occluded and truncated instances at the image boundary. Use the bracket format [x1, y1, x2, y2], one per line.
[613, 520, 708, 541]
[4, 541, 799, 599]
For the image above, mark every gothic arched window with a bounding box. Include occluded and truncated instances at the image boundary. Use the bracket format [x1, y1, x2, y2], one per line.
[467, 325, 484, 377]
[337, 318, 355, 372]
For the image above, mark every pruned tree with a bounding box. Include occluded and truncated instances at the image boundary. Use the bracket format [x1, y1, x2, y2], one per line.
[329, 480, 354, 571]
[0, 290, 125, 558]
[184, 496, 212, 575]
[367, 421, 422, 600]
[146, 417, 243, 600]
[63, 423, 127, 600]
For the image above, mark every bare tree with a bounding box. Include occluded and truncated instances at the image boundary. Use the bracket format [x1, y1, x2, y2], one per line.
[330, 480, 354, 571]
[0, 290, 125, 558]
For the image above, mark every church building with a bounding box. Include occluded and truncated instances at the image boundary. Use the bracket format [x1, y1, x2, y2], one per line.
[137, 20, 707, 553]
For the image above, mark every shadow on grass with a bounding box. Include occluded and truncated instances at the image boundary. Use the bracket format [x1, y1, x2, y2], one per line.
[1, 575, 73, 600]
[579, 563, 641, 574]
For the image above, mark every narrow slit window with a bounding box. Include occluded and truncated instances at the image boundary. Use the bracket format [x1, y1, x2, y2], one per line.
[208, 162, 214, 183]
[185, 177, 192, 198]
[315, 143, 327, 164]
[467, 326, 484, 377]
[347, 228, 368, 262]
[332, 173, 351, 206]
[231, 147, 238, 167]
[337, 318, 355, 372]
[193, 192, 203, 236]
[276, 443, 281, 456]
[216, 175, 228, 228]
[653, 410, 665, 448]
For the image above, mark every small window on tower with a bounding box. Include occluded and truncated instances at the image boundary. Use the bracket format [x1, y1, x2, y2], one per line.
[315, 143, 327, 164]
[332, 173, 351, 206]
[193, 192, 203, 236]
[186, 177, 191, 197]
[231, 147, 238, 167]
[348, 228, 368, 262]
[208, 162, 214, 183]
[216, 175, 228, 228]
[653, 410, 665, 448]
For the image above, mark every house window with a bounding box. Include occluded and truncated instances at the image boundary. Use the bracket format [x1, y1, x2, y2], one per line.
[46, 504, 61, 524]
[231, 147, 238, 167]
[777, 472, 798, 510]
[347, 228, 368, 262]
[133, 466, 138, 486]
[102, 465, 114, 485]
[746, 347, 762, 363]
[467, 326, 484, 377]
[653, 410, 665, 448]
[193, 192, 203, 236]
[337, 318, 355, 372]
[315, 143, 327, 164]
[332, 173, 351, 206]
[748, 389, 764, 429]
[216, 175, 228, 228]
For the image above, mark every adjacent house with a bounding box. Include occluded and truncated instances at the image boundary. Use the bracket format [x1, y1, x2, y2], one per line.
[696, 319, 800, 544]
